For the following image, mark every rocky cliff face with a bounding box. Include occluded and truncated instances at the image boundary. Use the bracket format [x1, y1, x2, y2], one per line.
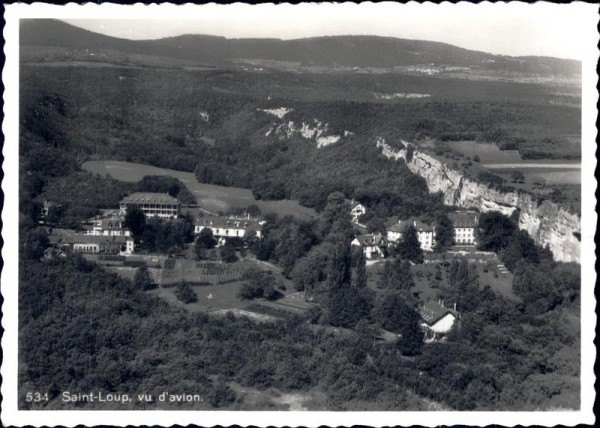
[377, 139, 581, 263]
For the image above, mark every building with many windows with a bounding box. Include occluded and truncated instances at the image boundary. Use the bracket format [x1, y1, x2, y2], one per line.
[58, 234, 134, 256]
[86, 217, 131, 237]
[119, 192, 180, 219]
[194, 215, 263, 245]
[387, 218, 436, 251]
[448, 211, 478, 245]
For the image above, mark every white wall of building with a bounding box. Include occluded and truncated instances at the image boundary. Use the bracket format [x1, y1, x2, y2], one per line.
[430, 313, 457, 334]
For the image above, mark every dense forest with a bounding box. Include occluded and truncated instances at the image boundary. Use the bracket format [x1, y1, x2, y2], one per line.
[19, 206, 580, 410]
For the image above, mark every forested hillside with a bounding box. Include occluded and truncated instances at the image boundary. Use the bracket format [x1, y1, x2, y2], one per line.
[21, 19, 581, 76]
[20, 57, 580, 222]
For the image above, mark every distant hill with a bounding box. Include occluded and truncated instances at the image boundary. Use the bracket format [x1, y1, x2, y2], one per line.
[20, 19, 581, 76]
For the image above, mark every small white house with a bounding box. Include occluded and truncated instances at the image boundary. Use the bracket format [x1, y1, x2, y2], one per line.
[351, 234, 386, 259]
[419, 300, 459, 340]
[350, 200, 366, 223]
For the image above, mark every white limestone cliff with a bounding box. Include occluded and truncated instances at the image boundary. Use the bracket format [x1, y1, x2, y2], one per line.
[377, 138, 581, 263]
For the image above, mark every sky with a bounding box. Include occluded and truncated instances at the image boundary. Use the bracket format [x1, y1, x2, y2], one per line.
[59, 2, 598, 60]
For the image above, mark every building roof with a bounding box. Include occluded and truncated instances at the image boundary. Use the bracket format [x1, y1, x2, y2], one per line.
[420, 301, 458, 326]
[97, 218, 126, 230]
[388, 218, 434, 233]
[121, 192, 180, 205]
[354, 234, 385, 247]
[351, 200, 364, 209]
[60, 234, 130, 245]
[448, 211, 479, 228]
[195, 215, 262, 231]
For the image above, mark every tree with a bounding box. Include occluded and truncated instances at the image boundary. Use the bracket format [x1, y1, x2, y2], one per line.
[134, 264, 154, 290]
[246, 204, 262, 218]
[239, 270, 282, 300]
[378, 257, 415, 292]
[124, 206, 146, 237]
[473, 155, 480, 162]
[21, 228, 50, 260]
[366, 217, 386, 234]
[476, 212, 516, 253]
[196, 228, 217, 252]
[175, 283, 197, 303]
[352, 250, 368, 289]
[326, 237, 351, 290]
[397, 225, 423, 263]
[327, 287, 371, 328]
[434, 215, 454, 251]
[372, 293, 423, 355]
[220, 244, 238, 263]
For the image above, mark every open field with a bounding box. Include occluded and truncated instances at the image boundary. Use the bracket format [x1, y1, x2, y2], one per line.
[149, 256, 312, 317]
[83, 160, 317, 219]
[448, 140, 523, 163]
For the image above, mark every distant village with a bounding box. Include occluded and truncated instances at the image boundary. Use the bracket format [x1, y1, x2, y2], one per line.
[42, 191, 499, 342]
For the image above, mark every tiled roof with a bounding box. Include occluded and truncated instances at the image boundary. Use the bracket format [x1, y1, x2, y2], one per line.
[388, 218, 434, 233]
[354, 234, 385, 246]
[420, 301, 458, 326]
[121, 192, 180, 205]
[60, 235, 130, 245]
[448, 211, 479, 228]
[195, 215, 262, 230]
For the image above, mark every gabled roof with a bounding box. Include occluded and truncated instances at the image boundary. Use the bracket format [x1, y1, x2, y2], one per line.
[354, 234, 385, 247]
[121, 192, 180, 205]
[61, 235, 130, 245]
[420, 301, 458, 326]
[99, 218, 126, 230]
[448, 211, 479, 228]
[388, 218, 434, 233]
[195, 215, 262, 231]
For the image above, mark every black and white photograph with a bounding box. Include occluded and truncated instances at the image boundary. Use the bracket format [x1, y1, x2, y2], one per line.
[1, 2, 597, 426]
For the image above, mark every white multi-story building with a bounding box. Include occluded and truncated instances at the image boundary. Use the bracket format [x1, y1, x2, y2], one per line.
[120, 192, 181, 219]
[387, 219, 436, 251]
[194, 215, 263, 245]
[448, 211, 479, 245]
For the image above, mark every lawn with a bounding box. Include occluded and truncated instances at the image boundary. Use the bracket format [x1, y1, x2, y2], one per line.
[367, 252, 519, 303]
[82, 160, 317, 219]
[149, 256, 310, 317]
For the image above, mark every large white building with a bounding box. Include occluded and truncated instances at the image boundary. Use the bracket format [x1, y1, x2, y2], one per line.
[387, 219, 436, 251]
[59, 235, 134, 256]
[120, 192, 181, 219]
[448, 211, 478, 245]
[195, 215, 263, 245]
